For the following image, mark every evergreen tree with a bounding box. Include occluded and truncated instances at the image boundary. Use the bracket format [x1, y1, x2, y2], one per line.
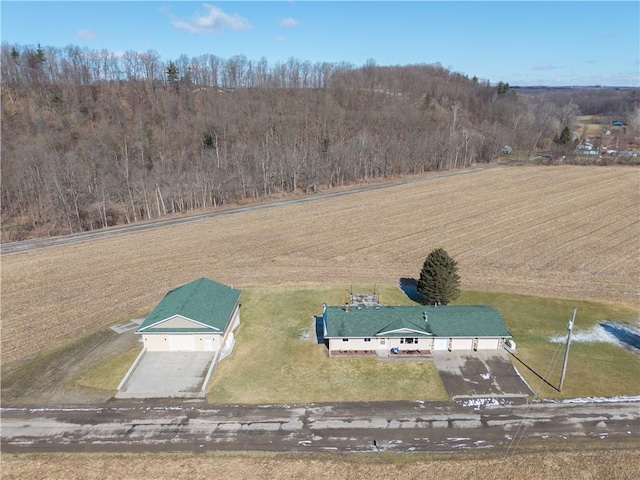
[497, 81, 510, 95]
[554, 126, 573, 145]
[166, 61, 179, 84]
[417, 248, 461, 305]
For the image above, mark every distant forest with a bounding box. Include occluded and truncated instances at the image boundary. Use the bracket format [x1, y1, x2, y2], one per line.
[1, 43, 638, 240]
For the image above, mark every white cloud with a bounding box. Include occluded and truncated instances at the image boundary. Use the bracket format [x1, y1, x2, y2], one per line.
[279, 17, 300, 28]
[275, 36, 287, 43]
[76, 29, 97, 39]
[533, 65, 557, 71]
[168, 3, 250, 35]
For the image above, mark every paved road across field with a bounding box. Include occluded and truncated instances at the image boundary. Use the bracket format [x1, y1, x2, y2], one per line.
[0, 162, 511, 255]
[1, 400, 637, 453]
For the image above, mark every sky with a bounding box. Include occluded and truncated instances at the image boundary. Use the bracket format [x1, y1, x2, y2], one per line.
[1, 1, 639, 87]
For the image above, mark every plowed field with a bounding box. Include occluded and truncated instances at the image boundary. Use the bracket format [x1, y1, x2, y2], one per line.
[1, 165, 638, 364]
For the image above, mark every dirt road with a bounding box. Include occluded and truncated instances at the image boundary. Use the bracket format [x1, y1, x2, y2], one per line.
[2, 399, 637, 453]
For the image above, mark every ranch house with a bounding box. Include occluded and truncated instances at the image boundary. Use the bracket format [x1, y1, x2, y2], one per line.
[322, 304, 511, 357]
[135, 277, 241, 354]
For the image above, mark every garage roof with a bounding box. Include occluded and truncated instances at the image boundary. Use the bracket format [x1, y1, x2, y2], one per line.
[324, 305, 511, 338]
[136, 277, 241, 334]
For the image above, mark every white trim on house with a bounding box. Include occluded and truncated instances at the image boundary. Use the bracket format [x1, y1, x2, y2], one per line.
[375, 327, 433, 336]
[138, 314, 221, 332]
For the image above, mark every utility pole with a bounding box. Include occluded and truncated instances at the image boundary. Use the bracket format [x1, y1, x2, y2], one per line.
[559, 308, 577, 392]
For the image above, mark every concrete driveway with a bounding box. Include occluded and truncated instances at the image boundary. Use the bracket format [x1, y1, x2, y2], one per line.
[433, 350, 534, 402]
[116, 351, 216, 399]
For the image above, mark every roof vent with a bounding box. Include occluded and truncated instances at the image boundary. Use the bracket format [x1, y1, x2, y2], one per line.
[423, 312, 428, 323]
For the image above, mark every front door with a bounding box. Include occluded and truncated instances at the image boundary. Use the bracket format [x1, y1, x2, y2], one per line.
[377, 338, 388, 357]
[204, 338, 214, 351]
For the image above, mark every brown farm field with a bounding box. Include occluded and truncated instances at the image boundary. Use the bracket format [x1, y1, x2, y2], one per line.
[2, 445, 639, 480]
[1, 165, 638, 365]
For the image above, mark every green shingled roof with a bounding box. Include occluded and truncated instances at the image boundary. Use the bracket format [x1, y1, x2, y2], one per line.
[324, 305, 511, 338]
[136, 277, 241, 334]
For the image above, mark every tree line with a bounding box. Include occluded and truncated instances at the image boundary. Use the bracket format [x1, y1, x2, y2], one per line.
[1, 43, 587, 240]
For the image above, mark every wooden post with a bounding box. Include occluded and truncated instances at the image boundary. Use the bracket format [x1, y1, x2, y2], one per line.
[559, 308, 577, 392]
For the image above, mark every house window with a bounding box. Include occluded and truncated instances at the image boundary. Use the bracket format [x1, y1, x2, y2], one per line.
[364, 338, 371, 342]
[400, 338, 405, 344]
[342, 338, 349, 342]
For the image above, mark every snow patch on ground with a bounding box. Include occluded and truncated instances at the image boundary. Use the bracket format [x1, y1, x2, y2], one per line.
[547, 321, 640, 352]
[560, 395, 640, 404]
[457, 397, 516, 408]
[463, 395, 640, 408]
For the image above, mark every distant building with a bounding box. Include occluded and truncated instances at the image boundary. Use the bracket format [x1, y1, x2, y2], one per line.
[619, 151, 640, 157]
[575, 142, 597, 155]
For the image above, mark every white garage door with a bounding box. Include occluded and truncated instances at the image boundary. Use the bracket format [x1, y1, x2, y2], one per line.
[476, 338, 500, 350]
[168, 335, 195, 351]
[450, 338, 474, 351]
[433, 338, 449, 351]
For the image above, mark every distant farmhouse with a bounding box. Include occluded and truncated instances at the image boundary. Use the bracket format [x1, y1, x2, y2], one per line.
[136, 277, 241, 355]
[575, 141, 598, 156]
[322, 298, 511, 357]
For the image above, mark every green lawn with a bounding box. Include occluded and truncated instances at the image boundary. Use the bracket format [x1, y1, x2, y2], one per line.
[456, 291, 639, 399]
[62, 285, 638, 403]
[208, 286, 639, 403]
[208, 285, 448, 403]
[74, 347, 141, 391]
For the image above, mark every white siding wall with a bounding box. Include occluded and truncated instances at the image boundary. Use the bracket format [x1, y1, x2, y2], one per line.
[328, 336, 505, 354]
[386, 338, 433, 349]
[476, 338, 501, 350]
[329, 337, 433, 354]
[142, 335, 168, 351]
[329, 336, 504, 354]
[224, 305, 241, 338]
[142, 334, 221, 352]
[334, 338, 376, 350]
[139, 302, 240, 353]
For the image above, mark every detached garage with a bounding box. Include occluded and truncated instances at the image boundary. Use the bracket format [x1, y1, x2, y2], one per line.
[135, 277, 241, 354]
